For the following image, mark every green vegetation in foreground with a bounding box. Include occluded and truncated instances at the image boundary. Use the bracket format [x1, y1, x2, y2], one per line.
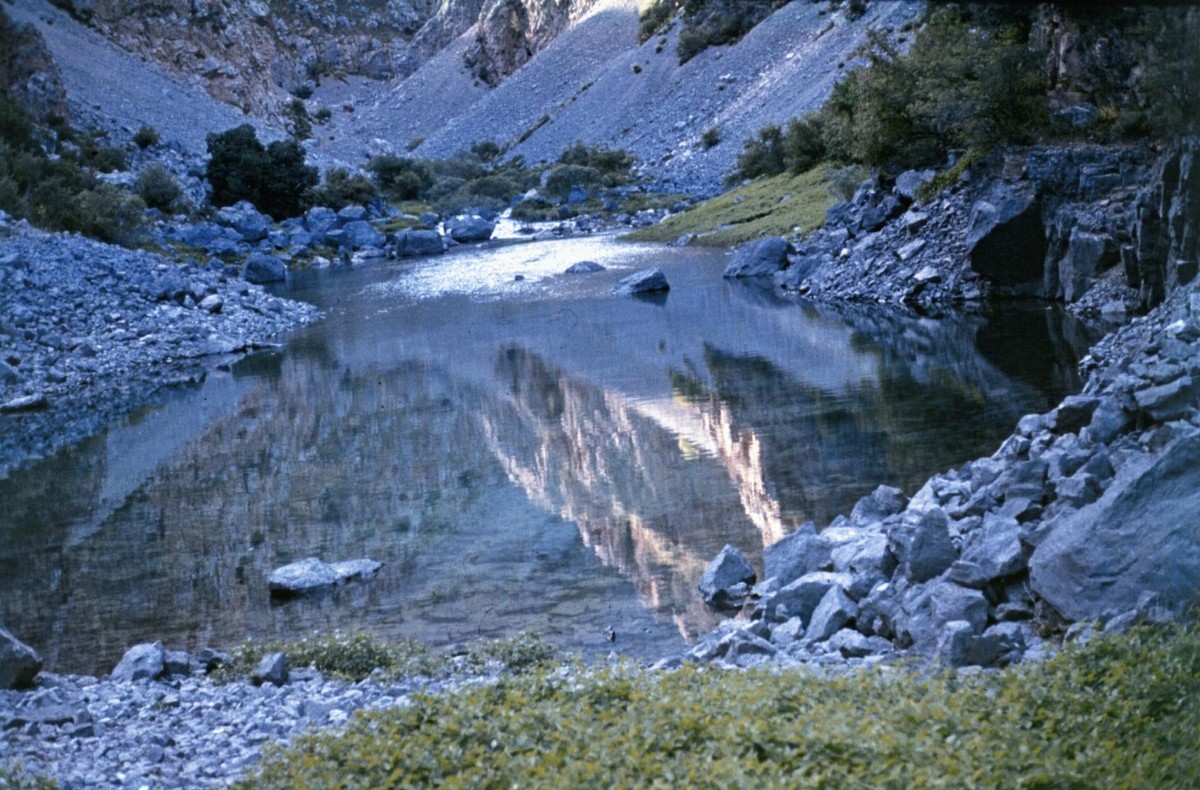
[240, 625, 1199, 789]
[212, 631, 557, 684]
[624, 165, 850, 247]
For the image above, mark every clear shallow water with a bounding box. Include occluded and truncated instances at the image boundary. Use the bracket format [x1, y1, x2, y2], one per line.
[0, 235, 1102, 674]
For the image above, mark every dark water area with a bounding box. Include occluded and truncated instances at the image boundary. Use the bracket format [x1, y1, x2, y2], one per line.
[0, 235, 1103, 675]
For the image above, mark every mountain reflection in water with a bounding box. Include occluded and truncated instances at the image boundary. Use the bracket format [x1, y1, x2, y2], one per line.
[0, 236, 1102, 674]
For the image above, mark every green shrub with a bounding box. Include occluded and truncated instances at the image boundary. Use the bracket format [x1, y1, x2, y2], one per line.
[638, 0, 677, 42]
[242, 625, 1200, 789]
[730, 124, 784, 183]
[312, 167, 379, 210]
[368, 155, 435, 200]
[284, 97, 311, 140]
[555, 142, 635, 185]
[132, 124, 160, 149]
[78, 135, 128, 173]
[0, 92, 35, 151]
[1138, 7, 1200, 136]
[313, 106, 332, 124]
[135, 164, 185, 213]
[701, 125, 721, 149]
[205, 125, 317, 219]
[544, 163, 602, 200]
[71, 183, 145, 244]
[511, 196, 557, 221]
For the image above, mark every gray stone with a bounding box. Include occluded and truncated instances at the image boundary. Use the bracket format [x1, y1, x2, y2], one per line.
[1052, 395, 1101, 434]
[341, 220, 385, 250]
[241, 253, 286, 284]
[444, 214, 496, 243]
[1030, 429, 1200, 622]
[773, 571, 852, 626]
[723, 236, 790, 278]
[698, 544, 756, 608]
[959, 514, 1026, 581]
[1, 394, 48, 413]
[0, 625, 42, 689]
[198, 294, 223, 313]
[887, 508, 957, 583]
[1058, 229, 1118, 302]
[1, 360, 22, 386]
[935, 620, 975, 666]
[769, 617, 805, 647]
[251, 652, 288, 687]
[612, 268, 669, 296]
[336, 205, 368, 224]
[1134, 376, 1199, 422]
[112, 642, 165, 682]
[855, 582, 899, 638]
[763, 524, 830, 584]
[305, 206, 338, 238]
[827, 629, 891, 658]
[896, 579, 988, 653]
[330, 559, 383, 583]
[564, 260, 606, 275]
[805, 586, 857, 643]
[394, 229, 444, 257]
[216, 201, 271, 242]
[966, 184, 1046, 287]
[163, 650, 193, 677]
[268, 557, 340, 596]
[893, 169, 935, 201]
[849, 485, 907, 526]
[901, 242, 930, 265]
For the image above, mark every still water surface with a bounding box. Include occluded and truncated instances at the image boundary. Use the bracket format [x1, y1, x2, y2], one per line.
[0, 235, 1101, 674]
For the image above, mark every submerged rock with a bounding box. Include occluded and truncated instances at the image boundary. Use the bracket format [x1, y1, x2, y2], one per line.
[564, 260, 606, 274]
[723, 236, 790, 278]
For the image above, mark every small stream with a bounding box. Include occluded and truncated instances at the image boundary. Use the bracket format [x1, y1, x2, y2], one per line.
[0, 234, 1103, 674]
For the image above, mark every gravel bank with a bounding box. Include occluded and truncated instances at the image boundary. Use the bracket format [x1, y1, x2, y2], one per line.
[0, 213, 319, 479]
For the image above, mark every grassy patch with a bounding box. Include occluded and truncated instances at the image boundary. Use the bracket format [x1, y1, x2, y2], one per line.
[623, 166, 844, 247]
[241, 624, 1199, 788]
[212, 631, 557, 684]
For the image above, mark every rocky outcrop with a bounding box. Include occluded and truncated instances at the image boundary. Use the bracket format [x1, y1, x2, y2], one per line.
[0, 8, 68, 122]
[464, 0, 597, 86]
[1129, 137, 1200, 310]
[0, 626, 42, 689]
[723, 236, 790, 279]
[685, 269, 1200, 670]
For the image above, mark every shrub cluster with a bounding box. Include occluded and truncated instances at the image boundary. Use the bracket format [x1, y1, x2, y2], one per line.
[673, 0, 789, 64]
[0, 92, 145, 245]
[205, 124, 317, 220]
[729, 114, 826, 184]
[242, 624, 1200, 789]
[310, 167, 379, 211]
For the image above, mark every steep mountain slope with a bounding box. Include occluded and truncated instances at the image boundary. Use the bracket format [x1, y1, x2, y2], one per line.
[329, 0, 921, 194]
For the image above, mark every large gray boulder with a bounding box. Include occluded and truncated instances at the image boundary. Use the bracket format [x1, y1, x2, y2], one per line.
[763, 525, 831, 586]
[216, 201, 272, 242]
[111, 642, 165, 682]
[698, 544, 756, 608]
[612, 268, 669, 296]
[241, 252, 287, 284]
[887, 508, 957, 583]
[341, 220, 385, 250]
[1057, 229, 1119, 303]
[445, 214, 496, 243]
[394, 228, 445, 257]
[305, 206, 338, 239]
[723, 237, 790, 278]
[966, 184, 1046, 287]
[268, 557, 384, 597]
[1030, 429, 1200, 622]
[0, 625, 42, 689]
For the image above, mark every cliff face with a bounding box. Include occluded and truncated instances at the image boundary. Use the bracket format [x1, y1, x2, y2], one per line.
[46, 0, 595, 122]
[0, 8, 68, 121]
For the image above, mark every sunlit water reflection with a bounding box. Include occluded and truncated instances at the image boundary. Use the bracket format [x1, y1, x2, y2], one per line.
[0, 234, 1103, 673]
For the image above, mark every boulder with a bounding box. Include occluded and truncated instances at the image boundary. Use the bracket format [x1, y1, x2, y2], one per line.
[268, 557, 340, 596]
[887, 508, 957, 583]
[336, 205, 368, 225]
[0, 625, 42, 689]
[723, 237, 790, 278]
[1134, 376, 1199, 422]
[445, 214, 496, 243]
[805, 585, 857, 643]
[394, 229, 445, 257]
[893, 169, 935, 201]
[966, 184, 1046, 288]
[305, 206, 338, 238]
[612, 268, 669, 296]
[763, 524, 830, 584]
[958, 513, 1027, 582]
[111, 642, 165, 682]
[699, 545, 756, 608]
[330, 559, 383, 582]
[251, 652, 288, 687]
[771, 571, 852, 626]
[1058, 229, 1118, 302]
[895, 579, 989, 654]
[241, 252, 286, 284]
[1030, 429, 1200, 622]
[341, 220, 385, 250]
[564, 260, 606, 275]
[849, 485, 907, 526]
[216, 201, 271, 242]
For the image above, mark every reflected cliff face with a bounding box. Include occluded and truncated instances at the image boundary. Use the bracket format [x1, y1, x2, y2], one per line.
[0, 238, 1101, 674]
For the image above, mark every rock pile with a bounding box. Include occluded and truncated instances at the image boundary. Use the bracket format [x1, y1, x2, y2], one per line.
[687, 274, 1200, 670]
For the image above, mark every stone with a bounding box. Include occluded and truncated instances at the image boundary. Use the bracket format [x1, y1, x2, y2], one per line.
[1052, 394, 1100, 433]
[444, 214, 496, 243]
[763, 524, 830, 584]
[394, 229, 444, 257]
[827, 629, 891, 658]
[769, 617, 805, 647]
[330, 559, 383, 582]
[336, 205, 368, 224]
[612, 268, 669, 296]
[251, 652, 288, 687]
[198, 294, 223, 313]
[241, 253, 286, 284]
[0, 625, 42, 689]
[901, 210, 929, 232]
[1030, 429, 1200, 622]
[163, 650, 193, 677]
[1, 393, 48, 413]
[1134, 376, 1199, 422]
[893, 169, 936, 201]
[935, 620, 975, 666]
[305, 206, 338, 238]
[341, 221, 385, 250]
[895, 579, 988, 654]
[698, 544, 756, 608]
[849, 485, 907, 526]
[887, 508, 957, 583]
[216, 201, 271, 242]
[196, 647, 233, 672]
[1058, 229, 1118, 302]
[966, 184, 1046, 288]
[112, 642, 165, 682]
[723, 236, 790, 278]
[772, 571, 852, 626]
[805, 586, 857, 643]
[268, 557, 340, 596]
[959, 514, 1026, 581]
[564, 260, 606, 274]
[900, 242, 929, 264]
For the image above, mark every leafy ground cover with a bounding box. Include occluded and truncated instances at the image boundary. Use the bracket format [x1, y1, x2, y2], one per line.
[240, 624, 1199, 788]
[624, 165, 847, 246]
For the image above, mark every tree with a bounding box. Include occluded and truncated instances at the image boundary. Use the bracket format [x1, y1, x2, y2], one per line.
[205, 125, 317, 219]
